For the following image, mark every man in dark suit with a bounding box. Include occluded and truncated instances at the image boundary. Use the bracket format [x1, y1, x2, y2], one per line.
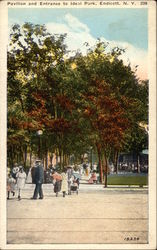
[32, 160, 44, 199]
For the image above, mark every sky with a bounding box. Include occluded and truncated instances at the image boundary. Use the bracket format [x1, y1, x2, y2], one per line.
[8, 8, 148, 80]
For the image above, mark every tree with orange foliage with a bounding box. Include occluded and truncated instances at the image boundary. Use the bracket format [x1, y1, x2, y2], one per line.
[73, 41, 148, 185]
[8, 24, 148, 179]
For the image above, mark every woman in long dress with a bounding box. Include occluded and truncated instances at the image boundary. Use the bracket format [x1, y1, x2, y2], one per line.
[52, 170, 62, 197]
[61, 170, 68, 197]
[16, 166, 26, 200]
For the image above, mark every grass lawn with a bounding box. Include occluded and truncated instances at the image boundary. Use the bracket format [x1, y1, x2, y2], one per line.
[107, 174, 148, 186]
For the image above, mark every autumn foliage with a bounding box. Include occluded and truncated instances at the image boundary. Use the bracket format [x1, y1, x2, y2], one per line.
[7, 23, 148, 184]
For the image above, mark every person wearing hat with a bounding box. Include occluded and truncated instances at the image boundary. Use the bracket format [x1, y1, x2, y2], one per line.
[7, 173, 16, 200]
[51, 169, 62, 197]
[61, 168, 68, 197]
[16, 166, 27, 200]
[32, 160, 44, 200]
[11, 164, 19, 180]
[67, 166, 73, 195]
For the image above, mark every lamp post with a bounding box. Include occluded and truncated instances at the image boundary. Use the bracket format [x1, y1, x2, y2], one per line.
[37, 130, 43, 159]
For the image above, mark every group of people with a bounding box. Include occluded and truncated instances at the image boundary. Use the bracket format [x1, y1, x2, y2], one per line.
[7, 160, 80, 200]
[7, 160, 98, 200]
[82, 163, 97, 176]
[7, 165, 27, 200]
[31, 162, 79, 198]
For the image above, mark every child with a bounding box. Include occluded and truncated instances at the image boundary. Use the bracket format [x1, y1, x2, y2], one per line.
[7, 174, 16, 200]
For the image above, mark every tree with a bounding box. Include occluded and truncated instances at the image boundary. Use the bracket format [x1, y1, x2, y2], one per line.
[8, 23, 70, 167]
[72, 41, 148, 185]
[8, 23, 90, 169]
[8, 24, 148, 181]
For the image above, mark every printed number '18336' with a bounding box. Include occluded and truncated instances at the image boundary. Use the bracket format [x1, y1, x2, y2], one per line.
[124, 237, 140, 241]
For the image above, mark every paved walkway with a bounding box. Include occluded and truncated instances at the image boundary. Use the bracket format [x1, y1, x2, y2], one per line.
[7, 183, 148, 244]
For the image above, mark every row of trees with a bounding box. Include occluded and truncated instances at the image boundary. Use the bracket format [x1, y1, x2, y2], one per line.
[7, 23, 148, 184]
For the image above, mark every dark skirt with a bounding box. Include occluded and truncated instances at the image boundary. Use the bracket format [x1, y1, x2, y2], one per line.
[54, 180, 62, 193]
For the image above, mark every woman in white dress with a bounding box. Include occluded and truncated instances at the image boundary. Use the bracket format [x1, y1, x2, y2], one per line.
[16, 166, 26, 200]
[61, 169, 68, 197]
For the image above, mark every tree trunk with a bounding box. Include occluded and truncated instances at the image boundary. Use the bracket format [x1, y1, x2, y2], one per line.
[114, 150, 119, 174]
[103, 154, 108, 188]
[44, 140, 48, 170]
[30, 149, 32, 168]
[11, 146, 14, 168]
[50, 153, 53, 166]
[96, 145, 103, 183]
[13, 146, 16, 164]
[61, 150, 64, 169]
[59, 149, 61, 167]
[67, 154, 70, 166]
[64, 154, 69, 166]
[56, 149, 59, 164]
[20, 146, 23, 162]
[38, 136, 41, 159]
[16, 146, 18, 163]
[137, 154, 140, 173]
[24, 145, 27, 167]
[45, 151, 48, 170]
[59, 149, 64, 170]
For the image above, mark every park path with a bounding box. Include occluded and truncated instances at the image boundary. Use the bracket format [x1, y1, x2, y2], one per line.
[7, 183, 148, 244]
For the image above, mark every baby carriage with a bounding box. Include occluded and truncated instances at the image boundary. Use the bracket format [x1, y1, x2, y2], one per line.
[70, 177, 79, 195]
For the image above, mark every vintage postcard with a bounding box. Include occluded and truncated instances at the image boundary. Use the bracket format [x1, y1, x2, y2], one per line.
[0, 0, 156, 249]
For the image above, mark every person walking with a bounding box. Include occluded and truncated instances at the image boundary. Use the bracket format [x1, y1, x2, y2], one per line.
[11, 164, 19, 180]
[67, 166, 73, 195]
[16, 166, 27, 200]
[7, 165, 19, 199]
[7, 173, 16, 200]
[31, 165, 36, 184]
[32, 160, 44, 200]
[61, 169, 68, 197]
[52, 170, 62, 197]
